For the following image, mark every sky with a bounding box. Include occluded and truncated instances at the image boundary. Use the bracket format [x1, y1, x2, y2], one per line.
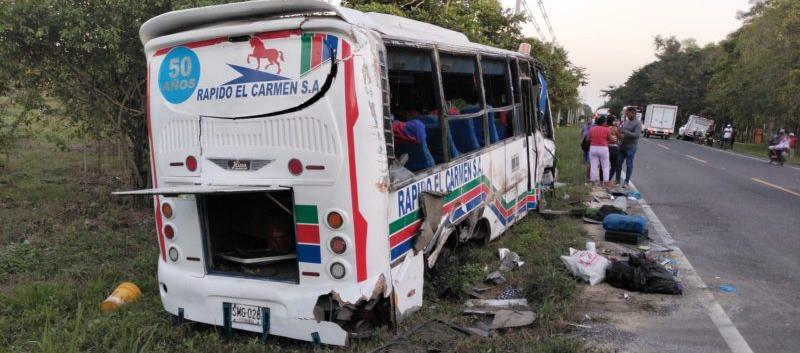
[501, 0, 756, 110]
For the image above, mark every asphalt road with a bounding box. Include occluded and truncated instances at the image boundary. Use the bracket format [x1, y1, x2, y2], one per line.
[631, 136, 800, 353]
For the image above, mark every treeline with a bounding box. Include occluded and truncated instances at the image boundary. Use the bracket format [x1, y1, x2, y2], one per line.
[603, 0, 799, 140]
[0, 0, 584, 187]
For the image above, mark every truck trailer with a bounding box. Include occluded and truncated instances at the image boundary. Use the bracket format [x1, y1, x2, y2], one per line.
[678, 115, 714, 141]
[643, 104, 678, 139]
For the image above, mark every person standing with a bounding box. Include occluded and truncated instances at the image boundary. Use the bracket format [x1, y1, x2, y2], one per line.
[587, 116, 612, 188]
[607, 116, 621, 186]
[722, 124, 733, 149]
[581, 116, 593, 182]
[618, 107, 642, 187]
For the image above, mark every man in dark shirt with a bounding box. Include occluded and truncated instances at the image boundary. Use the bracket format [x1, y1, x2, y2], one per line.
[617, 107, 642, 186]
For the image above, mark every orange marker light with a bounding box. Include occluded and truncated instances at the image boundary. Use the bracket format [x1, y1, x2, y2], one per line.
[161, 203, 173, 219]
[326, 211, 344, 229]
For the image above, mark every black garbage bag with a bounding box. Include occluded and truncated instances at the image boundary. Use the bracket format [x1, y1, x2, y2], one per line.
[605, 253, 683, 295]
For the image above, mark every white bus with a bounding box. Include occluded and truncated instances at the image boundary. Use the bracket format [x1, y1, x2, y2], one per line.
[119, 0, 557, 346]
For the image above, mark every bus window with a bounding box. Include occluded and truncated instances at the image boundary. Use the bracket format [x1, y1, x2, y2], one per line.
[509, 59, 523, 135]
[440, 54, 484, 153]
[481, 58, 515, 142]
[387, 47, 440, 172]
[533, 69, 553, 138]
[520, 61, 536, 133]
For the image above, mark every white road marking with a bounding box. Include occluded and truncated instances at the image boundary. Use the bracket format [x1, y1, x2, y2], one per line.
[685, 155, 708, 164]
[631, 182, 754, 353]
[657, 143, 670, 150]
[751, 177, 800, 198]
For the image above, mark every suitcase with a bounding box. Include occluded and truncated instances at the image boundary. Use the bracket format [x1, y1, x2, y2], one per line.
[604, 229, 649, 245]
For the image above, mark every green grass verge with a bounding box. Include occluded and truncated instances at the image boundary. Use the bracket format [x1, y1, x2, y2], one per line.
[0, 130, 590, 353]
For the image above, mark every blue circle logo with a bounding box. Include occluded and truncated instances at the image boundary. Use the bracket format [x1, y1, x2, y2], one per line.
[158, 46, 200, 104]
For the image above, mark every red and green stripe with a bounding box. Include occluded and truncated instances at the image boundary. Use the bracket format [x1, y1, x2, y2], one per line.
[295, 204, 321, 264]
[388, 177, 543, 261]
[301, 33, 339, 76]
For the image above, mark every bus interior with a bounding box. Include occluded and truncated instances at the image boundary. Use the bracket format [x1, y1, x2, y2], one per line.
[387, 47, 530, 175]
[200, 191, 300, 283]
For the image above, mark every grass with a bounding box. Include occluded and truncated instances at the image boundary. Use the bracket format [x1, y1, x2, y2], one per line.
[731, 142, 799, 165]
[0, 126, 591, 353]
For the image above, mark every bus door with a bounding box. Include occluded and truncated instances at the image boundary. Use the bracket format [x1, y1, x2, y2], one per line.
[519, 74, 538, 199]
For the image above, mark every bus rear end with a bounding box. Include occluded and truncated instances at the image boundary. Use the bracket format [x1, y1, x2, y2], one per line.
[131, 2, 393, 345]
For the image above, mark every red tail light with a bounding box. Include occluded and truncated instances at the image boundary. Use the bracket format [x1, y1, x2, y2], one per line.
[164, 224, 175, 239]
[330, 236, 347, 254]
[288, 158, 303, 175]
[185, 156, 198, 171]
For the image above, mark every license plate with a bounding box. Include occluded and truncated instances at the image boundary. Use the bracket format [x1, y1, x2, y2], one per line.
[228, 160, 250, 171]
[231, 303, 262, 325]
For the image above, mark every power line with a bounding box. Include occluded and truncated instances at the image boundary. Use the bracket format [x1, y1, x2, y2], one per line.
[535, 0, 557, 43]
[520, 0, 547, 43]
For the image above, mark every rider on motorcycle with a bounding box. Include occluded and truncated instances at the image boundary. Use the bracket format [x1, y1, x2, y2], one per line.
[769, 129, 791, 164]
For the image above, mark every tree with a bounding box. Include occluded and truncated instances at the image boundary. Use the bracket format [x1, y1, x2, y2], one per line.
[707, 0, 800, 133]
[605, 0, 800, 136]
[343, 1, 587, 114]
[0, 0, 233, 187]
[343, 0, 528, 51]
[603, 35, 720, 126]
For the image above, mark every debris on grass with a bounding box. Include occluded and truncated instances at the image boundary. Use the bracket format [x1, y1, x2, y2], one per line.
[100, 282, 142, 313]
[496, 287, 523, 300]
[367, 319, 471, 353]
[463, 298, 537, 330]
[498, 248, 524, 271]
[485, 270, 506, 285]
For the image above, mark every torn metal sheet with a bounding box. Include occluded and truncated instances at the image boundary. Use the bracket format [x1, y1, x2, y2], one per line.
[425, 224, 454, 268]
[464, 299, 529, 309]
[489, 309, 537, 329]
[413, 191, 441, 252]
[313, 275, 392, 339]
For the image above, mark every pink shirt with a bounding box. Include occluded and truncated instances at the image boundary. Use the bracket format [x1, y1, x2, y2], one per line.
[589, 126, 610, 147]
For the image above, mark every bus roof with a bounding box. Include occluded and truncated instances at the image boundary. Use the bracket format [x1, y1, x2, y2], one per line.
[140, 0, 531, 61]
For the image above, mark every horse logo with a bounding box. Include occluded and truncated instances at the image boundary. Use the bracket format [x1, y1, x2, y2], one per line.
[247, 37, 284, 73]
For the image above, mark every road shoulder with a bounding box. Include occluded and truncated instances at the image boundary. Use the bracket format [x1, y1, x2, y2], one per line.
[575, 186, 753, 353]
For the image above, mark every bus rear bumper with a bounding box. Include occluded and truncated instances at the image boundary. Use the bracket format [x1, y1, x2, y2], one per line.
[157, 262, 386, 346]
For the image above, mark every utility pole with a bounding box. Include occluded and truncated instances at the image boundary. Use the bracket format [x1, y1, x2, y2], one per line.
[515, 0, 522, 15]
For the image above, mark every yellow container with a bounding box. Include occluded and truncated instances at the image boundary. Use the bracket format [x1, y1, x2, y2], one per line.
[100, 282, 142, 313]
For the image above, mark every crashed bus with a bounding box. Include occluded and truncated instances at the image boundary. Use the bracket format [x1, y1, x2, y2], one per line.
[120, 0, 556, 346]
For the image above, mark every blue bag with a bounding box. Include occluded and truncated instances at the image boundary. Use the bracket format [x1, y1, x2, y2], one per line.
[603, 214, 647, 234]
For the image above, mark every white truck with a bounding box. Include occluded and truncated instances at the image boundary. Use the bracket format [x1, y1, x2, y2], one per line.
[643, 104, 678, 139]
[678, 115, 714, 141]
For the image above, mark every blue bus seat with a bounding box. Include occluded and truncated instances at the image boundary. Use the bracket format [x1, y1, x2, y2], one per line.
[418, 115, 460, 163]
[392, 119, 434, 172]
[448, 105, 481, 153]
[467, 106, 499, 146]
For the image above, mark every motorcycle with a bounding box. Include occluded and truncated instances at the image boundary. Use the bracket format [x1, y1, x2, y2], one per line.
[702, 131, 715, 146]
[768, 147, 786, 166]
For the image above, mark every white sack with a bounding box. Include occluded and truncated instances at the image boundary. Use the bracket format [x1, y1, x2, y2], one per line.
[561, 248, 610, 286]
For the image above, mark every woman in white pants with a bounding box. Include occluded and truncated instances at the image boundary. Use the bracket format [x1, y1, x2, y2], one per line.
[588, 116, 612, 187]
